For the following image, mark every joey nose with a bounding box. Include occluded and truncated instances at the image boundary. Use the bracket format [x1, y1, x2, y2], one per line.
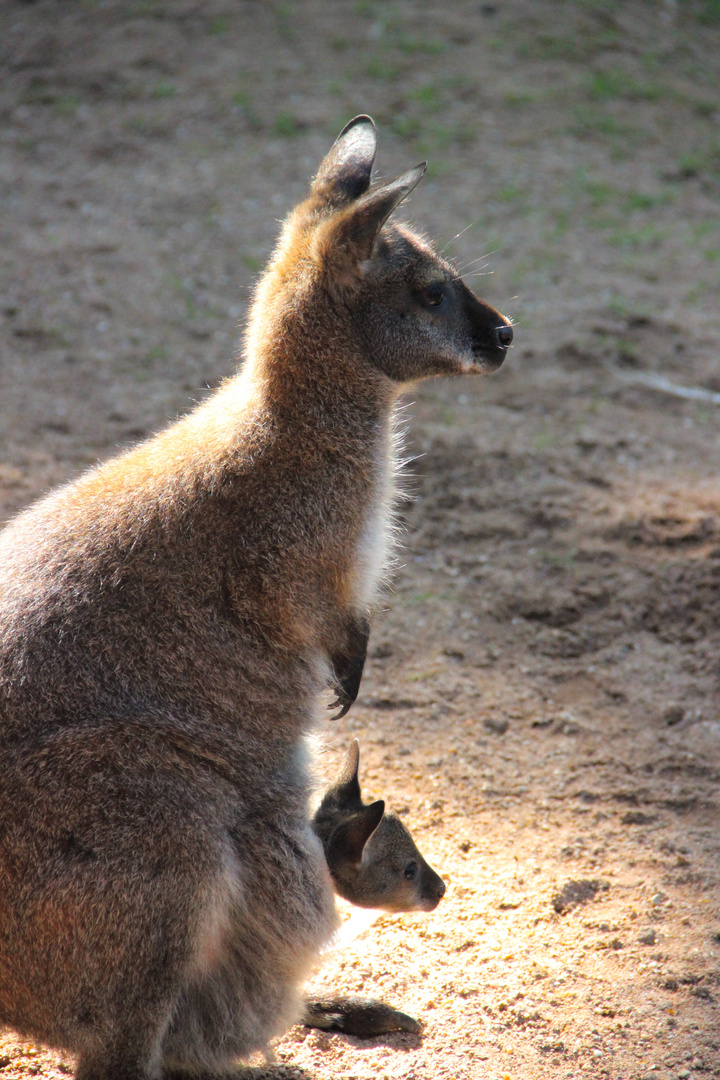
[425, 873, 445, 906]
[496, 323, 513, 349]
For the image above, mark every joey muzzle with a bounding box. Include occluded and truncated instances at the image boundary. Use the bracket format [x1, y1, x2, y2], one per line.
[419, 865, 446, 912]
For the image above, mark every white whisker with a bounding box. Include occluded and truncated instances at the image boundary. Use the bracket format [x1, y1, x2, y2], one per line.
[439, 217, 482, 254]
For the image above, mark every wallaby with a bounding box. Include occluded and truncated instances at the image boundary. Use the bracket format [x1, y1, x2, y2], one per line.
[314, 739, 445, 912]
[304, 739, 445, 1038]
[0, 115, 512, 1078]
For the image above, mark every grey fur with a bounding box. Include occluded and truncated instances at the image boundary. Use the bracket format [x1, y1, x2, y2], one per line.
[0, 115, 511, 1079]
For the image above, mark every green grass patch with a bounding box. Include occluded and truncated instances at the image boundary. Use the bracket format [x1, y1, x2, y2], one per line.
[54, 93, 83, 116]
[676, 145, 720, 180]
[624, 190, 675, 211]
[152, 82, 176, 99]
[586, 69, 662, 101]
[365, 55, 402, 81]
[274, 3, 295, 42]
[241, 253, 262, 273]
[141, 346, 168, 367]
[607, 223, 666, 249]
[696, 0, 720, 24]
[516, 23, 620, 62]
[503, 88, 544, 107]
[395, 34, 445, 55]
[571, 103, 635, 139]
[272, 112, 304, 137]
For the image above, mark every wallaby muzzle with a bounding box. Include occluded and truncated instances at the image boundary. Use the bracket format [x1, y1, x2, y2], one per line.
[462, 279, 513, 370]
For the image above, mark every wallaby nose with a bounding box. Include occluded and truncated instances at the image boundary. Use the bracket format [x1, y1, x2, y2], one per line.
[436, 879, 446, 899]
[496, 323, 513, 349]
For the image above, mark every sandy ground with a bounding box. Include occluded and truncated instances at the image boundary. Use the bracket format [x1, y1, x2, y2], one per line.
[1, 2, 720, 1078]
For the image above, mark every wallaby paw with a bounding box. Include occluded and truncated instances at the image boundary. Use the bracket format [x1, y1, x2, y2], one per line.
[327, 614, 370, 720]
[303, 995, 422, 1037]
[326, 694, 353, 721]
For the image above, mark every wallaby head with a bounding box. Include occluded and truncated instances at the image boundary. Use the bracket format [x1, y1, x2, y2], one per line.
[246, 114, 512, 392]
[313, 740, 446, 913]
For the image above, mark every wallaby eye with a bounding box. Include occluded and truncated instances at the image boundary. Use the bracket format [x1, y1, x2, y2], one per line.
[404, 861, 418, 880]
[421, 283, 446, 308]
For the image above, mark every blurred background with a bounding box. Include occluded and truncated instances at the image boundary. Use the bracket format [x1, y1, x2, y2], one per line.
[1, 3, 720, 1079]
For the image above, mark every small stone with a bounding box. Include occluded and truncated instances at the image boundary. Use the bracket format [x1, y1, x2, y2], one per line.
[621, 810, 656, 825]
[370, 642, 393, 659]
[483, 717, 509, 735]
[663, 705, 685, 726]
[552, 878, 609, 914]
[638, 929, 657, 946]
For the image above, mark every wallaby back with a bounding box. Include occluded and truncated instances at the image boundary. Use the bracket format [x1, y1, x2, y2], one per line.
[314, 740, 446, 912]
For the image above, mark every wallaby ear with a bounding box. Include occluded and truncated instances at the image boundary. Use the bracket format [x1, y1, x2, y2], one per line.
[312, 164, 427, 296]
[312, 115, 377, 209]
[326, 800, 385, 868]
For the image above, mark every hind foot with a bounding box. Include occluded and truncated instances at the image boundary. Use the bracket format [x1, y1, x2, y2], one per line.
[303, 995, 421, 1036]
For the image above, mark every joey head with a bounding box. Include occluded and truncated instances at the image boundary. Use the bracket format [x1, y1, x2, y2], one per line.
[314, 740, 446, 913]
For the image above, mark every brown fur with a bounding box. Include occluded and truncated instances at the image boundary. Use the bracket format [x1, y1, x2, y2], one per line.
[0, 116, 511, 1078]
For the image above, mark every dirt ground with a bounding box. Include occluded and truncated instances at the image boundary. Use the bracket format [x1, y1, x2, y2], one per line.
[1, 1, 720, 1078]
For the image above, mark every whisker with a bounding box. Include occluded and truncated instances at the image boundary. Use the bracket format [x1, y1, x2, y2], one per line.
[439, 217, 482, 254]
[454, 249, 499, 275]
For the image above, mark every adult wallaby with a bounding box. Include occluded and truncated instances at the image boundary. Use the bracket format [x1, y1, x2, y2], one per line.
[0, 116, 512, 1078]
[314, 739, 445, 912]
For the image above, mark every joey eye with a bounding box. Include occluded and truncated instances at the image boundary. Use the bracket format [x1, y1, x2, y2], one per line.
[421, 283, 446, 308]
[404, 861, 418, 880]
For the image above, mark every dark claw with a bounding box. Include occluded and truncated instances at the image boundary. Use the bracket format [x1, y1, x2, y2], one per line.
[328, 698, 352, 721]
[328, 614, 369, 721]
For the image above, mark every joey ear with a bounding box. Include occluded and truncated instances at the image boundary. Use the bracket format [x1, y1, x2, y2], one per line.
[329, 740, 362, 808]
[312, 115, 377, 209]
[326, 800, 385, 868]
[337, 739, 360, 786]
[312, 163, 427, 295]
